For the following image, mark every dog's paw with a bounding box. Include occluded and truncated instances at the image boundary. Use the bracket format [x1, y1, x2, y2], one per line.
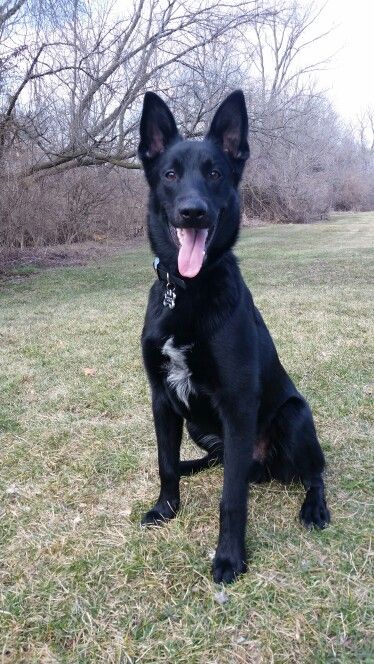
[212, 550, 247, 584]
[141, 500, 179, 527]
[141, 509, 168, 527]
[299, 492, 330, 530]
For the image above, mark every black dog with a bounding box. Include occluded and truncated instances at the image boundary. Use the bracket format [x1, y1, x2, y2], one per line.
[138, 90, 330, 583]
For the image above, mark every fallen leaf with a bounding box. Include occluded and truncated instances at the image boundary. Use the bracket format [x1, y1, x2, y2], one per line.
[72, 515, 82, 529]
[6, 484, 19, 496]
[82, 367, 96, 376]
[214, 589, 229, 605]
[235, 635, 246, 644]
[119, 508, 132, 517]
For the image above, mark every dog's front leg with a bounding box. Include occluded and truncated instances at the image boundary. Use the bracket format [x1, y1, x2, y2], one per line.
[212, 402, 257, 583]
[141, 390, 183, 527]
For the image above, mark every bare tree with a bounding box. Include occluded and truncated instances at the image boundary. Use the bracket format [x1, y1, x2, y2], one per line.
[1, 0, 373, 248]
[357, 108, 374, 167]
[0, 0, 274, 177]
[250, 2, 333, 97]
[237, 1, 343, 222]
[166, 37, 244, 137]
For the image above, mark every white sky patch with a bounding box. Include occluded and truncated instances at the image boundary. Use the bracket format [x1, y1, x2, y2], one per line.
[305, 0, 374, 121]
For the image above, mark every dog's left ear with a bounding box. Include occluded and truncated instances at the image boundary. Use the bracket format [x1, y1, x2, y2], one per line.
[206, 90, 249, 179]
[138, 92, 180, 166]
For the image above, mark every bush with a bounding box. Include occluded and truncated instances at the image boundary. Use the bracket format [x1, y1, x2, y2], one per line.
[0, 167, 147, 248]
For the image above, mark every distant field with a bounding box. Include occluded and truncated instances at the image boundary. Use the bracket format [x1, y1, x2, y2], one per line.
[0, 213, 373, 663]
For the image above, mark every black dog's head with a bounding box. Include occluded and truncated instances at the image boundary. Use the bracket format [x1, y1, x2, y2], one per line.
[138, 91, 249, 278]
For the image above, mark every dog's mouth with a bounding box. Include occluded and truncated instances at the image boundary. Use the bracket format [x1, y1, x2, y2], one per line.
[169, 224, 213, 278]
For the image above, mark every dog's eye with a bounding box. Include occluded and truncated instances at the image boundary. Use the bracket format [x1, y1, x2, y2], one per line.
[165, 170, 177, 181]
[208, 169, 221, 181]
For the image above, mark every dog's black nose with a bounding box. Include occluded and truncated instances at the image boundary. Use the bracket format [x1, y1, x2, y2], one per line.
[178, 201, 208, 223]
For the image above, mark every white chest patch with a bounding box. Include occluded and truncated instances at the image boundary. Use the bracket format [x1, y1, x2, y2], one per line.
[162, 336, 195, 408]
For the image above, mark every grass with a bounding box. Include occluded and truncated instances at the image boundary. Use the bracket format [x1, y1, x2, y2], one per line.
[0, 212, 373, 663]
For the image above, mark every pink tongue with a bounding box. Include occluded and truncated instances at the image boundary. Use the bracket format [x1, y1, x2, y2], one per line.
[178, 228, 208, 278]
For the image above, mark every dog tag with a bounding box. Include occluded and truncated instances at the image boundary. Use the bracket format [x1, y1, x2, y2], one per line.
[163, 284, 176, 309]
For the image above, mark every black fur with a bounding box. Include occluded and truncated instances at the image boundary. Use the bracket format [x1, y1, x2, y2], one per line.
[138, 90, 330, 584]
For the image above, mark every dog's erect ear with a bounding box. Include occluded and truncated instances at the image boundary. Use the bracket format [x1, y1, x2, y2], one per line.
[138, 92, 180, 164]
[206, 90, 249, 175]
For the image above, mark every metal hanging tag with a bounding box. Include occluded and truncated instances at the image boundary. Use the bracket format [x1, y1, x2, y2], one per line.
[163, 273, 176, 309]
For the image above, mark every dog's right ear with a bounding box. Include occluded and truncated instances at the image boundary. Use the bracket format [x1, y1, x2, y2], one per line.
[138, 92, 180, 169]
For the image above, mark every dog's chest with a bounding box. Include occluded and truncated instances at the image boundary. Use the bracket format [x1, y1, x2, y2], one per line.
[161, 336, 196, 408]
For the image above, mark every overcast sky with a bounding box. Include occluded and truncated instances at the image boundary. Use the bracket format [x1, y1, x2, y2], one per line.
[311, 0, 374, 121]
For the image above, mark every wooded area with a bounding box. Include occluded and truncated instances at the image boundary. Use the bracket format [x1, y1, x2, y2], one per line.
[1, 0, 374, 247]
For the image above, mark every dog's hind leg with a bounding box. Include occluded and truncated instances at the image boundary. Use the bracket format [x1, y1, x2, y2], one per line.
[180, 422, 224, 476]
[268, 396, 330, 529]
[295, 408, 331, 530]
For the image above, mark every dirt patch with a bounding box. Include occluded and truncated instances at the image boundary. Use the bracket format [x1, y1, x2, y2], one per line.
[0, 235, 147, 280]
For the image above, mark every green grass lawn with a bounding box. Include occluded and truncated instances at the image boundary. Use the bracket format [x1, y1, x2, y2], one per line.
[0, 213, 373, 663]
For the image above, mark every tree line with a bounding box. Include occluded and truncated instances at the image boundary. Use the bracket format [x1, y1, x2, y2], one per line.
[1, 0, 373, 247]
